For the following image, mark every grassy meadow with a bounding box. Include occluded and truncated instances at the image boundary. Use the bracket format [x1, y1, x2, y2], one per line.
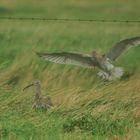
[0, 0, 140, 139]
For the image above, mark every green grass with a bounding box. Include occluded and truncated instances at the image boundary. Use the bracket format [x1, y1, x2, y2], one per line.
[0, 0, 140, 139]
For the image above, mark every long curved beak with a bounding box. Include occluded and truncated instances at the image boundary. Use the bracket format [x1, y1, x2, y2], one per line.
[23, 83, 34, 91]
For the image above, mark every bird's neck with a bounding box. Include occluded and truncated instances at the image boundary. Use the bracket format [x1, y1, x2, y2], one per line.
[34, 84, 42, 100]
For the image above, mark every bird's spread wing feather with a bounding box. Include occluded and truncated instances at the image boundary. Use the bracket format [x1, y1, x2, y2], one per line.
[106, 37, 140, 61]
[36, 52, 96, 68]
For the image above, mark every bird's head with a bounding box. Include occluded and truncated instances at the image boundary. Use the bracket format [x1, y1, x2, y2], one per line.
[92, 51, 106, 61]
[91, 51, 109, 71]
[33, 80, 41, 86]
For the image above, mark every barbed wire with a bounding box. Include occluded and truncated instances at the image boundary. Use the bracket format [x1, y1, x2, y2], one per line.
[0, 16, 140, 23]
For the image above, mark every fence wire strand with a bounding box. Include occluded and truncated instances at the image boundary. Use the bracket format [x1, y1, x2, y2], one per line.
[0, 16, 140, 23]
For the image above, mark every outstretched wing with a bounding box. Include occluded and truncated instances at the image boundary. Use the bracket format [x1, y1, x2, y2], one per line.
[106, 37, 140, 61]
[36, 52, 97, 68]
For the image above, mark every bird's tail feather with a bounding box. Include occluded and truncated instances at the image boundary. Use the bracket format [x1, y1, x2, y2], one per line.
[110, 67, 124, 80]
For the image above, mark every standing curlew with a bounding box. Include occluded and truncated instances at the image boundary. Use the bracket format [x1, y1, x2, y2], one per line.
[36, 37, 140, 80]
[23, 80, 53, 111]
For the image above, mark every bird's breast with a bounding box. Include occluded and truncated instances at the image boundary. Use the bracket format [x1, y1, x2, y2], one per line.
[104, 61, 114, 70]
[99, 60, 114, 72]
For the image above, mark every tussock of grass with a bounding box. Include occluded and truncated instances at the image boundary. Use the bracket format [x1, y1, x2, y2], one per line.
[63, 113, 137, 136]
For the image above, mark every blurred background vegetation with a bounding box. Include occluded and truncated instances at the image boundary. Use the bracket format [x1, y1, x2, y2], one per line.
[0, 0, 140, 139]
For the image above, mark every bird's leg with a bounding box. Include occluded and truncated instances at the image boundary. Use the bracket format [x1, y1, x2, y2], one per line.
[103, 72, 110, 80]
[98, 71, 106, 79]
[106, 71, 112, 80]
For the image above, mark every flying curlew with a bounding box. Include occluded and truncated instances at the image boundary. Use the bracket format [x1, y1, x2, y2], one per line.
[36, 37, 140, 80]
[23, 80, 53, 111]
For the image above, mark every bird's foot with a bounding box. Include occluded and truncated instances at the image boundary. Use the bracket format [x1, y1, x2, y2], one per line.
[98, 67, 123, 81]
